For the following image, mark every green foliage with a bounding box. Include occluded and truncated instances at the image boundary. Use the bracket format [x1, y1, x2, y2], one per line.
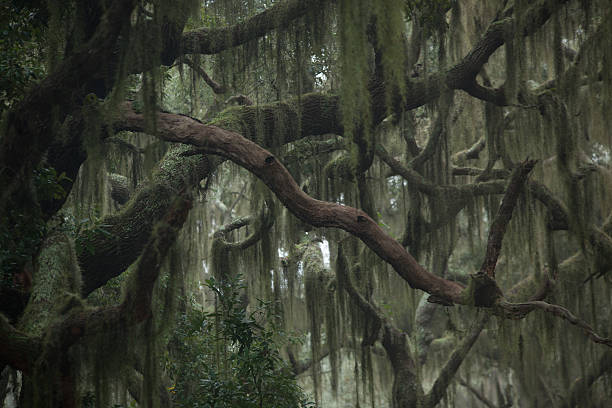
[167, 275, 313, 408]
[0, 208, 45, 288]
[55, 206, 113, 256]
[34, 166, 71, 201]
[0, 1, 45, 110]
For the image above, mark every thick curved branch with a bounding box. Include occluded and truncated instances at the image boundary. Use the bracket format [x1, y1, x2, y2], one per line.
[116, 105, 612, 354]
[78, 146, 216, 296]
[117, 104, 466, 305]
[57, 194, 192, 349]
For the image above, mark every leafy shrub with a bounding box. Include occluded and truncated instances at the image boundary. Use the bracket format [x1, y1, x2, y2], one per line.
[167, 275, 314, 408]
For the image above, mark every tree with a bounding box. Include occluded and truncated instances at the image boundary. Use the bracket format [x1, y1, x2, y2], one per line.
[1, 0, 612, 407]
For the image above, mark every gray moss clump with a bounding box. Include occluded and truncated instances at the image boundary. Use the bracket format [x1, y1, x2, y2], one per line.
[18, 233, 81, 336]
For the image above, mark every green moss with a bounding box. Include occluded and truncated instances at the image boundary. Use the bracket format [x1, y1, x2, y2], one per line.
[373, 0, 407, 111]
[18, 233, 81, 335]
[324, 153, 355, 181]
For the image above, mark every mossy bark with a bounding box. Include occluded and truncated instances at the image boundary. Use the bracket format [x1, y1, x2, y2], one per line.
[381, 325, 423, 408]
[78, 145, 214, 295]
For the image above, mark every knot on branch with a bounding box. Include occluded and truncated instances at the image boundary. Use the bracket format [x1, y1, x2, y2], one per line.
[463, 273, 503, 307]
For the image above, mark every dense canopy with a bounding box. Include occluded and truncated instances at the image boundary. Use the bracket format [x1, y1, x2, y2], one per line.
[1, 0, 612, 407]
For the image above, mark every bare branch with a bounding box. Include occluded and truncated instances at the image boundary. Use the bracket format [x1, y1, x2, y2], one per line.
[480, 159, 536, 278]
[183, 57, 226, 94]
[214, 201, 275, 250]
[452, 137, 486, 164]
[376, 144, 507, 198]
[424, 313, 489, 408]
[498, 300, 612, 348]
[214, 215, 254, 237]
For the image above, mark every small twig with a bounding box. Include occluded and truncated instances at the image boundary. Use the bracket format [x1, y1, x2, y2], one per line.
[183, 57, 226, 94]
[498, 300, 612, 348]
[336, 241, 382, 325]
[213, 216, 253, 238]
[452, 137, 486, 164]
[213, 200, 275, 250]
[226, 182, 248, 218]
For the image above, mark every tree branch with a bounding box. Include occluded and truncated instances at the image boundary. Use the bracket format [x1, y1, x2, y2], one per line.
[424, 313, 489, 408]
[452, 137, 486, 164]
[213, 215, 254, 237]
[77, 146, 216, 296]
[57, 194, 192, 349]
[0, 0, 137, 215]
[497, 300, 612, 348]
[116, 103, 467, 305]
[116, 105, 612, 351]
[182, 57, 225, 94]
[480, 159, 536, 278]
[213, 201, 274, 250]
[376, 144, 507, 198]
[180, 0, 324, 55]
